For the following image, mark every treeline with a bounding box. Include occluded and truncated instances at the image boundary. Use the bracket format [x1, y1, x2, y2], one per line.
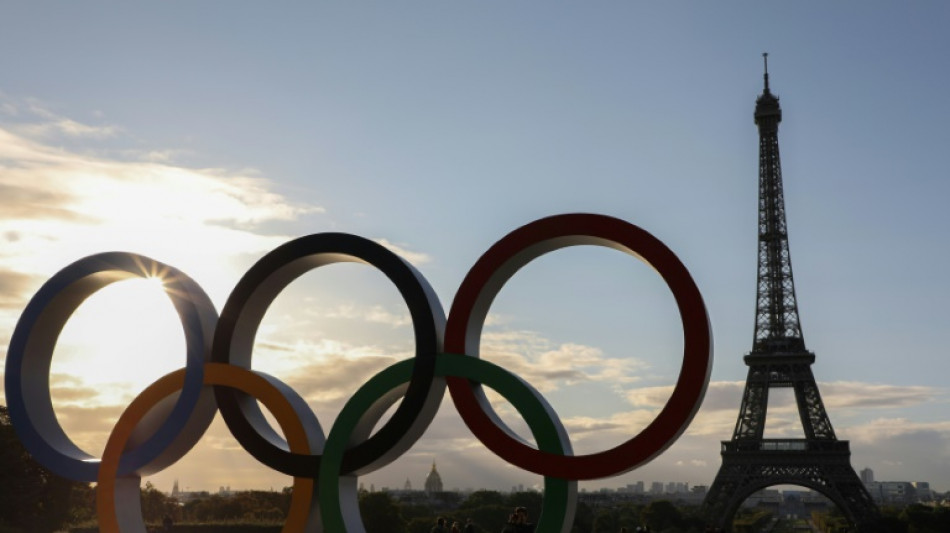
[71, 487, 711, 532]
[11, 479, 950, 532]
[78, 488, 950, 532]
[5, 400, 950, 533]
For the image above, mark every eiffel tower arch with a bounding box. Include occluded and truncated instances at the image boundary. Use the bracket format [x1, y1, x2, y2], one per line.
[702, 55, 880, 531]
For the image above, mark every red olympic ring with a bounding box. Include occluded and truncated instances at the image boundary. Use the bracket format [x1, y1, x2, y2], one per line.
[445, 213, 713, 479]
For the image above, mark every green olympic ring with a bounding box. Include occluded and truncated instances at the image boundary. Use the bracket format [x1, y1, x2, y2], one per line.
[319, 352, 575, 533]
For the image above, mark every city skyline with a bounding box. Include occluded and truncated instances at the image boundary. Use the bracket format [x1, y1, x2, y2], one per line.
[2, 3, 950, 497]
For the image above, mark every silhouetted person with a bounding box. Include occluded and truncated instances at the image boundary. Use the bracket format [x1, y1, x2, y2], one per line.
[431, 516, 448, 533]
[501, 513, 518, 533]
[512, 507, 535, 533]
[463, 518, 476, 533]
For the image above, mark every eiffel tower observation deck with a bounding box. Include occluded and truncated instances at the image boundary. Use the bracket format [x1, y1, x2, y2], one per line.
[702, 55, 880, 531]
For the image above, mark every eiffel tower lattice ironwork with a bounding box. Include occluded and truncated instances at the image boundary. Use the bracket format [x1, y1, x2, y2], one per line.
[702, 55, 879, 531]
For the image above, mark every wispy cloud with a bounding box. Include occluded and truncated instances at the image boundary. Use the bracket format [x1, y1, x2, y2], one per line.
[820, 381, 941, 409]
[321, 304, 412, 327]
[2, 97, 121, 140]
[627, 380, 942, 413]
[17, 117, 119, 139]
[479, 329, 645, 393]
[0, 268, 44, 310]
[373, 238, 432, 266]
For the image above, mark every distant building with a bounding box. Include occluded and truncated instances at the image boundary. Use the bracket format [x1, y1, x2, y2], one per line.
[743, 489, 782, 508]
[913, 482, 933, 501]
[424, 461, 444, 494]
[865, 481, 917, 504]
[620, 482, 644, 495]
[860, 467, 875, 483]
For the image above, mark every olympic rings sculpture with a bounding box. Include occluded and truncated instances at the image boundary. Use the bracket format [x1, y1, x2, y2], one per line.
[5, 213, 713, 532]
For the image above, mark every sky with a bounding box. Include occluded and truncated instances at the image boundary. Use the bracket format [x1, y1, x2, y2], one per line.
[1, 2, 950, 499]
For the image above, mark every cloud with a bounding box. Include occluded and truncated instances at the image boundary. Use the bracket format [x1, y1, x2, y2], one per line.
[847, 417, 950, 442]
[49, 375, 102, 405]
[0, 115, 324, 313]
[628, 380, 942, 414]
[17, 117, 119, 139]
[675, 459, 707, 468]
[0, 98, 122, 140]
[0, 101, 333, 447]
[820, 381, 940, 409]
[0, 268, 44, 309]
[479, 329, 645, 394]
[373, 238, 432, 266]
[320, 304, 412, 328]
[0, 182, 86, 221]
[249, 337, 410, 413]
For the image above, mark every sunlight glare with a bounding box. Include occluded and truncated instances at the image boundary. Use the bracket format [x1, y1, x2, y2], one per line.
[50, 277, 188, 455]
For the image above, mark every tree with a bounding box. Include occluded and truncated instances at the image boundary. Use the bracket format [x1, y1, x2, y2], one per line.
[571, 501, 595, 533]
[140, 481, 181, 524]
[640, 500, 683, 531]
[359, 491, 407, 533]
[0, 405, 90, 532]
[458, 490, 510, 531]
[591, 507, 620, 533]
[460, 490, 507, 510]
[506, 491, 542, 516]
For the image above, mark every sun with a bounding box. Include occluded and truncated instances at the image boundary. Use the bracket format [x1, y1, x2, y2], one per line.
[50, 276, 189, 452]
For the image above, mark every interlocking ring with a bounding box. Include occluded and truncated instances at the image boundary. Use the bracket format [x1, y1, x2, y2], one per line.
[446, 213, 712, 479]
[211, 233, 446, 478]
[5, 213, 712, 532]
[5, 253, 218, 481]
[318, 353, 576, 533]
[97, 363, 320, 533]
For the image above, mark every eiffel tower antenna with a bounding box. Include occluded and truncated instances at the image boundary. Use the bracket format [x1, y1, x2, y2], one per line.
[702, 56, 880, 531]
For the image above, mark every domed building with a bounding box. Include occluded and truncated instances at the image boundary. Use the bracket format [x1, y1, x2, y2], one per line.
[424, 461, 443, 494]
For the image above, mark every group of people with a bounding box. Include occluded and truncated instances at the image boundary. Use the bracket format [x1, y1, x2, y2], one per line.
[430, 507, 533, 533]
[429, 509, 733, 533]
[430, 516, 477, 533]
[501, 506, 535, 532]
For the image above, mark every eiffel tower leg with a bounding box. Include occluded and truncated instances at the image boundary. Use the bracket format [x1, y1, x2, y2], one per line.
[701, 460, 742, 529]
[702, 447, 880, 532]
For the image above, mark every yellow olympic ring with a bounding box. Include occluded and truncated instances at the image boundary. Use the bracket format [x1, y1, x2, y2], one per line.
[96, 363, 318, 532]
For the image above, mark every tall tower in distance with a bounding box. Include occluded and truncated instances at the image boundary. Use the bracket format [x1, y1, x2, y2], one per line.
[702, 55, 879, 531]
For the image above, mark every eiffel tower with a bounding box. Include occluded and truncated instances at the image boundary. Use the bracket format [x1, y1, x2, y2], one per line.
[702, 55, 879, 531]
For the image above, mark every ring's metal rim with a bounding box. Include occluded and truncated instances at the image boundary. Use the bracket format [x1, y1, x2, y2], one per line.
[211, 233, 446, 477]
[96, 363, 320, 533]
[318, 353, 577, 533]
[4, 252, 218, 481]
[445, 213, 713, 480]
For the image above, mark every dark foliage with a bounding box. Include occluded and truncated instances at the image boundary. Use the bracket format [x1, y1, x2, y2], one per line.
[0, 405, 92, 533]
